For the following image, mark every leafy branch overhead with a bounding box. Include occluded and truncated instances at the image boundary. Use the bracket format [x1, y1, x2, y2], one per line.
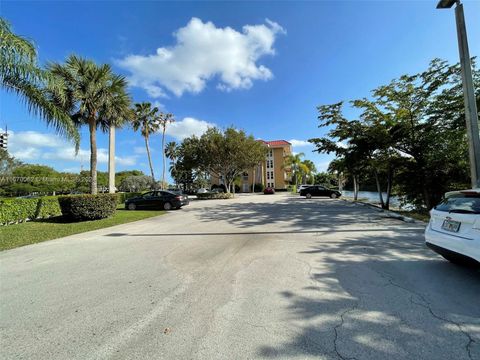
[309, 58, 479, 210]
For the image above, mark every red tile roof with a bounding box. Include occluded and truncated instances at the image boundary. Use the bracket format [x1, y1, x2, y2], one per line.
[257, 140, 291, 147]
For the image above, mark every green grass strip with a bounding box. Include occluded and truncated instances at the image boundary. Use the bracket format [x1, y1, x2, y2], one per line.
[0, 207, 165, 251]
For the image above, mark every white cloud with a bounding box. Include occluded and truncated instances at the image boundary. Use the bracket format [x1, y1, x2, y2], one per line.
[117, 17, 285, 97]
[165, 117, 216, 140]
[14, 131, 64, 148]
[289, 139, 312, 147]
[3, 129, 138, 167]
[43, 147, 137, 166]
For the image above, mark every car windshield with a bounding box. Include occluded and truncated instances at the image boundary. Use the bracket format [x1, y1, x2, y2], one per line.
[435, 193, 480, 214]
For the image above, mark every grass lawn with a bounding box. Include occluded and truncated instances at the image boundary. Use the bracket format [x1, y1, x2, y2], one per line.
[0, 206, 165, 251]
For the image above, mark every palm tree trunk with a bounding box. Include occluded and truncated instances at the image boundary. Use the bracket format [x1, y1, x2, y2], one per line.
[89, 117, 98, 195]
[145, 135, 155, 183]
[161, 127, 166, 190]
[108, 124, 115, 194]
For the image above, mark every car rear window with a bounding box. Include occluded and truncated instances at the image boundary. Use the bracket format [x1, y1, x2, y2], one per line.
[435, 193, 480, 214]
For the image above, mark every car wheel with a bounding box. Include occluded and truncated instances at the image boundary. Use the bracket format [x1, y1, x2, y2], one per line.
[163, 202, 172, 210]
[306, 193, 312, 199]
[127, 203, 136, 210]
[330, 193, 337, 199]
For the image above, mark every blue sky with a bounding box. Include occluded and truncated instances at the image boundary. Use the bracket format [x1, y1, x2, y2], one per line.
[1, 0, 479, 178]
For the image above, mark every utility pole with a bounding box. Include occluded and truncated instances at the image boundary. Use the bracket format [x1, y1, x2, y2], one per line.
[108, 124, 116, 194]
[437, 0, 480, 188]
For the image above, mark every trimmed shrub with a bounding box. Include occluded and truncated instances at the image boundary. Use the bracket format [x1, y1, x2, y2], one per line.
[197, 192, 234, 200]
[0, 198, 38, 225]
[35, 196, 62, 219]
[58, 194, 117, 221]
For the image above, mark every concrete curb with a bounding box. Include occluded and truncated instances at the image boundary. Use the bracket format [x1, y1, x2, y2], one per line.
[341, 198, 421, 224]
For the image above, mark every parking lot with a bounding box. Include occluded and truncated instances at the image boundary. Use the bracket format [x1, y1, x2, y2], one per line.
[1, 193, 479, 359]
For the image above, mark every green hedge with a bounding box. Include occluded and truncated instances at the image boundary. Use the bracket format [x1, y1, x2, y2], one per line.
[197, 192, 234, 200]
[0, 197, 63, 225]
[35, 196, 62, 218]
[0, 198, 38, 225]
[58, 194, 117, 221]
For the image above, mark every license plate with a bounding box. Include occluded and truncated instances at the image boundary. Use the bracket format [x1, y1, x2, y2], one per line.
[441, 219, 461, 233]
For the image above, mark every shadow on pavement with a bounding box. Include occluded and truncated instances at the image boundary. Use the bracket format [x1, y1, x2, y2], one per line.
[257, 227, 480, 360]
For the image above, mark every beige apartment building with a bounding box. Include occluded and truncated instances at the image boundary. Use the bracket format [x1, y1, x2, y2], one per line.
[211, 140, 292, 192]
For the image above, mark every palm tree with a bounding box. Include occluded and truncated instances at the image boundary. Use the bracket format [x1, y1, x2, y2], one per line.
[157, 113, 175, 189]
[301, 159, 317, 184]
[131, 102, 160, 183]
[47, 55, 131, 194]
[102, 91, 132, 193]
[165, 141, 178, 186]
[283, 153, 305, 188]
[0, 18, 79, 145]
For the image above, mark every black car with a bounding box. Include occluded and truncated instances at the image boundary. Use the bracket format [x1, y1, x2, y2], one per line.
[299, 185, 341, 199]
[125, 191, 189, 210]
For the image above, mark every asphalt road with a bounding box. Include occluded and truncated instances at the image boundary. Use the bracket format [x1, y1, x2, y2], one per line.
[1, 194, 479, 360]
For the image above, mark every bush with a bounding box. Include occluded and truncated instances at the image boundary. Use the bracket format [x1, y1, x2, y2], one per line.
[35, 196, 61, 218]
[0, 198, 38, 225]
[250, 183, 264, 192]
[58, 194, 117, 221]
[197, 192, 234, 200]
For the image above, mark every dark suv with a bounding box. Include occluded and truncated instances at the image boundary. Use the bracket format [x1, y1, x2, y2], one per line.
[299, 185, 341, 199]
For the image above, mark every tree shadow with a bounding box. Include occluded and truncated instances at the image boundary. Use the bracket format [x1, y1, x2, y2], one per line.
[256, 229, 480, 359]
[197, 196, 422, 233]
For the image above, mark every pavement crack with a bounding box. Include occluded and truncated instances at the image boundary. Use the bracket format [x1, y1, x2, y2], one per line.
[409, 295, 476, 360]
[372, 268, 476, 360]
[333, 304, 359, 360]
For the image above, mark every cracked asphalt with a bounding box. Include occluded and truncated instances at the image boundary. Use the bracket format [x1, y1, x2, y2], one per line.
[1, 193, 479, 360]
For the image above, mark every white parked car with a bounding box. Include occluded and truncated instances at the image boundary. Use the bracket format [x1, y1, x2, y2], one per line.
[425, 189, 480, 266]
[196, 188, 209, 194]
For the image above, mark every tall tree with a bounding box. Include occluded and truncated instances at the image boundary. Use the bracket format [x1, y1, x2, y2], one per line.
[131, 102, 160, 182]
[283, 153, 305, 187]
[310, 59, 477, 209]
[198, 127, 267, 193]
[165, 141, 179, 186]
[47, 55, 130, 194]
[301, 159, 317, 184]
[0, 18, 79, 146]
[157, 113, 175, 190]
[0, 148, 22, 175]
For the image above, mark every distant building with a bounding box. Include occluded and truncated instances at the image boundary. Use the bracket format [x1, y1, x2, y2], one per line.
[211, 140, 292, 192]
